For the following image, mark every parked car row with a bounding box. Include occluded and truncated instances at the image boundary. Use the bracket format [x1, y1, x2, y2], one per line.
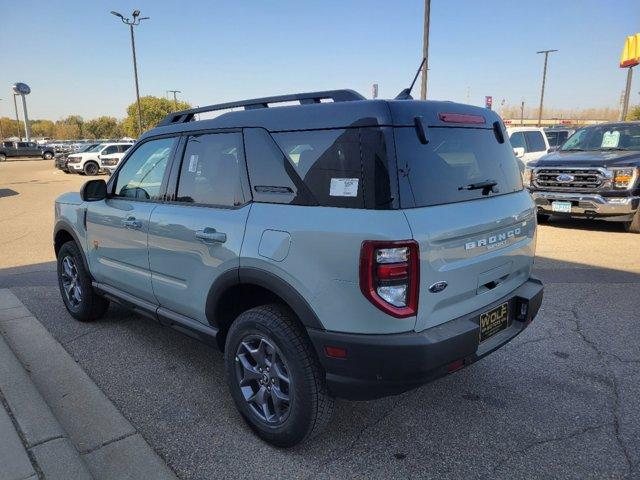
[57, 142, 133, 175]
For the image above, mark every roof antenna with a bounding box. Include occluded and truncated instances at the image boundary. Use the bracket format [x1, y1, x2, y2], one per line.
[395, 58, 427, 100]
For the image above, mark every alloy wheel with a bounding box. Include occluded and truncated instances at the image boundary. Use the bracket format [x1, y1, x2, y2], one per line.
[235, 335, 291, 424]
[60, 255, 82, 307]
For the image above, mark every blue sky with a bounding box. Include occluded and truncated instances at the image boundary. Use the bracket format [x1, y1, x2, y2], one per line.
[0, 0, 637, 120]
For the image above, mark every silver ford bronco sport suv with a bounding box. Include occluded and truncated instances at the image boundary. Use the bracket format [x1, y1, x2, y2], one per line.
[54, 89, 543, 447]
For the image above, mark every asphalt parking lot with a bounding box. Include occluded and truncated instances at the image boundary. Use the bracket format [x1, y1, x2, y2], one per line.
[1, 160, 639, 480]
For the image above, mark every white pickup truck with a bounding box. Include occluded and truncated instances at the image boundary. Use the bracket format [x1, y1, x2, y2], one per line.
[507, 127, 551, 166]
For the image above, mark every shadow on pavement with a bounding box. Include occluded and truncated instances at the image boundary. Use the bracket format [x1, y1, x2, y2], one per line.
[540, 216, 628, 233]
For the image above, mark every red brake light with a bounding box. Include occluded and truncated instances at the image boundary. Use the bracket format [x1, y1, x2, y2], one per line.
[359, 240, 419, 318]
[438, 112, 486, 124]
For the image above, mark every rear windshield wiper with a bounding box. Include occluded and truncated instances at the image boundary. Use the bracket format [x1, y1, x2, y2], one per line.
[458, 180, 498, 195]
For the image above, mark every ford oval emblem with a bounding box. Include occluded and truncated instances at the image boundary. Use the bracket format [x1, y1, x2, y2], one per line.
[556, 173, 574, 182]
[429, 281, 448, 293]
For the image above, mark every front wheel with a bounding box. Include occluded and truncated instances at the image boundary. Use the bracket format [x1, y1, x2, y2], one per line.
[57, 241, 109, 321]
[624, 210, 640, 233]
[225, 304, 334, 447]
[0, 153, 6, 162]
[83, 161, 100, 176]
[43, 152, 54, 160]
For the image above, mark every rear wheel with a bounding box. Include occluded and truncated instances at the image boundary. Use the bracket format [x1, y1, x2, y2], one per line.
[225, 304, 334, 447]
[57, 241, 109, 321]
[43, 151, 53, 160]
[624, 210, 640, 233]
[0, 153, 6, 162]
[83, 161, 99, 176]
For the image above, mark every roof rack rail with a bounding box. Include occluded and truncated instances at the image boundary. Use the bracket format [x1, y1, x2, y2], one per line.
[158, 89, 366, 126]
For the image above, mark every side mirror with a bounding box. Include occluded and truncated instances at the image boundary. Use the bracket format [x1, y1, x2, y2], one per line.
[513, 147, 525, 158]
[80, 179, 107, 202]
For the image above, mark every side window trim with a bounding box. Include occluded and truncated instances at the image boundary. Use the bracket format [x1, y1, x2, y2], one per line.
[106, 135, 181, 202]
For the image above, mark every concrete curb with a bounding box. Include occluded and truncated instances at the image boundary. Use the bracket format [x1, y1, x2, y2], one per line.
[0, 289, 177, 480]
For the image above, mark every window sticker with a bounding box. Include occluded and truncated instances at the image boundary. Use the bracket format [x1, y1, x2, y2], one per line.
[601, 131, 620, 148]
[188, 154, 199, 173]
[329, 178, 359, 197]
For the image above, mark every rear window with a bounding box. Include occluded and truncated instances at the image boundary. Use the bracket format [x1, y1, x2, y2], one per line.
[395, 127, 523, 207]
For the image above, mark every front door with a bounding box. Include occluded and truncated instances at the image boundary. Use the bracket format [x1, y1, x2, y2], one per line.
[148, 131, 250, 323]
[86, 136, 177, 303]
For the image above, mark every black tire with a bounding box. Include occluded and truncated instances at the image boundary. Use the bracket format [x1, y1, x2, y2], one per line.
[225, 304, 334, 447]
[624, 210, 640, 233]
[43, 151, 54, 160]
[0, 153, 6, 162]
[57, 241, 109, 321]
[537, 213, 550, 223]
[83, 161, 99, 176]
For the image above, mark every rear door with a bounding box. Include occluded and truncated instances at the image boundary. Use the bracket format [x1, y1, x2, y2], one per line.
[86, 136, 177, 303]
[147, 131, 250, 323]
[394, 125, 536, 332]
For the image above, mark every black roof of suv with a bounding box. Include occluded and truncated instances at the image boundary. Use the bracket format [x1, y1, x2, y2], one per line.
[148, 89, 502, 139]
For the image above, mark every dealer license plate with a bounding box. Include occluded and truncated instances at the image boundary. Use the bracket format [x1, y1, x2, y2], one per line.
[479, 302, 510, 343]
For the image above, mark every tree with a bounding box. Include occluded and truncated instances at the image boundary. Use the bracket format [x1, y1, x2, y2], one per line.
[30, 120, 55, 138]
[627, 105, 640, 121]
[84, 116, 123, 139]
[122, 96, 191, 137]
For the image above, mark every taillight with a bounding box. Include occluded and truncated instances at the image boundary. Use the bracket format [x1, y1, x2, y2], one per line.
[359, 240, 419, 318]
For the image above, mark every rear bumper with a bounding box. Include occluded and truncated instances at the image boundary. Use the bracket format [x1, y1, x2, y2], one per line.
[308, 278, 543, 400]
[532, 191, 639, 221]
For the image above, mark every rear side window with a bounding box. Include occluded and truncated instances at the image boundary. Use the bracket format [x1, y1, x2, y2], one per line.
[395, 127, 523, 208]
[524, 131, 546, 152]
[176, 132, 245, 207]
[102, 145, 118, 155]
[272, 129, 363, 208]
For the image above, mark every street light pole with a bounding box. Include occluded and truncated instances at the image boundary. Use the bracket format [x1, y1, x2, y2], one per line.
[111, 10, 149, 136]
[420, 0, 431, 100]
[536, 49, 557, 127]
[0, 99, 3, 139]
[12, 94, 21, 140]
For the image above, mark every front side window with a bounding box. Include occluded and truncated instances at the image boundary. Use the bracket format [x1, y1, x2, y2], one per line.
[509, 132, 526, 151]
[17, 142, 27, 148]
[114, 137, 176, 200]
[524, 131, 547, 152]
[119, 144, 132, 153]
[176, 132, 244, 207]
[102, 145, 118, 155]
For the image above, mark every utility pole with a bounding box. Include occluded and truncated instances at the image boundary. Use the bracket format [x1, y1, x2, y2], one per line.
[0, 99, 3, 139]
[111, 10, 149, 136]
[520, 100, 525, 125]
[536, 49, 558, 127]
[166, 90, 181, 109]
[420, 0, 430, 100]
[620, 67, 634, 120]
[12, 94, 21, 140]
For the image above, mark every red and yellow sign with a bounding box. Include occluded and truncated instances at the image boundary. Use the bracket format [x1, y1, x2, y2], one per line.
[620, 33, 640, 68]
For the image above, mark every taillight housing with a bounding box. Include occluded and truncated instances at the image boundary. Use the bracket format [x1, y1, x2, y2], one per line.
[359, 240, 419, 318]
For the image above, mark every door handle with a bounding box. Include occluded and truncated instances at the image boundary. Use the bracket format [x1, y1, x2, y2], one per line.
[122, 217, 142, 229]
[195, 228, 227, 244]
